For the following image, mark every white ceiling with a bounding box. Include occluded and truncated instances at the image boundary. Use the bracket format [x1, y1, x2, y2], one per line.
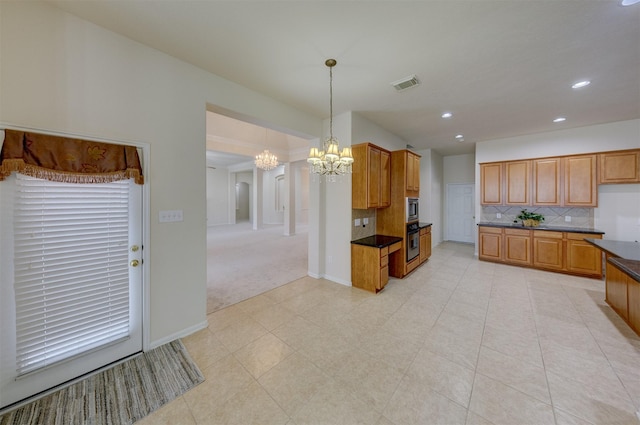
[48, 1, 640, 158]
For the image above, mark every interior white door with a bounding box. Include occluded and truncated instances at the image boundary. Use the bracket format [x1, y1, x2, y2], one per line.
[446, 183, 475, 243]
[0, 175, 143, 409]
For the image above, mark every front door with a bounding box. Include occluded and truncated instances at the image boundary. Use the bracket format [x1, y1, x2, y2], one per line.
[0, 175, 143, 409]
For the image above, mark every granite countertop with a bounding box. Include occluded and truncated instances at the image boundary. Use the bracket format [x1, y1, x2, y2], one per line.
[419, 222, 432, 229]
[351, 235, 403, 248]
[584, 239, 640, 261]
[477, 222, 605, 235]
[584, 239, 640, 282]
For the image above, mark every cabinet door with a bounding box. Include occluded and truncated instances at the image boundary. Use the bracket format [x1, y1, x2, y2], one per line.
[599, 150, 640, 184]
[533, 231, 563, 270]
[565, 233, 602, 277]
[379, 150, 391, 207]
[504, 229, 531, 265]
[419, 233, 427, 263]
[406, 152, 420, 192]
[411, 153, 420, 192]
[479, 227, 503, 261]
[367, 147, 381, 207]
[606, 262, 628, 320]
[564, 155, 597, 207]
[505, 160, 530, 205]
[628, 278, 640, 335]
[480, 163, 503, 205]
[532, 158, 562, 206]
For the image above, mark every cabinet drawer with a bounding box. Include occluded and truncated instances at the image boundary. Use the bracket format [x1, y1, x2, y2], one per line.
[380, 246, 388, 257]
[566, 232, 600, 241]
[479, 226, 502, 234]
[388, 242, 402, 254]
[505, 228, 530, 236]
[381, 254, 389, 268]
[533, 230, 562, 239]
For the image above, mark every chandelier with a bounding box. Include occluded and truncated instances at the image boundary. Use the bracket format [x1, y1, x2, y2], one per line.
[255, 149, 278, 171]
[307, 59, 354, 180]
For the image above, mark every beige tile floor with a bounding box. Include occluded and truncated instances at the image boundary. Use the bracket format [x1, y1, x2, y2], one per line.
[139, 242, 640, 425]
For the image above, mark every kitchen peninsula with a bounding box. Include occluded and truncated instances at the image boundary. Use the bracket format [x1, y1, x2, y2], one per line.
[585, 239, 640, 336]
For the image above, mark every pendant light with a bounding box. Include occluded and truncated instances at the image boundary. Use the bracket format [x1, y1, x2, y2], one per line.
[307, 59, 354, 181]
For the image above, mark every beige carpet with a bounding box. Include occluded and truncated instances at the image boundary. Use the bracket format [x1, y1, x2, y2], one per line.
[206, 222, 308, 313]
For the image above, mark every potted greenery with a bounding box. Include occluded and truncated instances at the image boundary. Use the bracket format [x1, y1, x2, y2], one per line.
[515, 209, 545, 227]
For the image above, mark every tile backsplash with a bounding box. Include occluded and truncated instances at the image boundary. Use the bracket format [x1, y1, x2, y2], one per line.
[481, 206, 594, 228]
[352, 209, 377, 240]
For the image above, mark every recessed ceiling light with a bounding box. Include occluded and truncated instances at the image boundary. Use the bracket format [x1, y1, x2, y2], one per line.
[455, 134, 464, 139]
[553, 117, 566, 123]
[441, 112, 453, 119]
[572, 80, 591, 89]
[620, 0, 640, 6]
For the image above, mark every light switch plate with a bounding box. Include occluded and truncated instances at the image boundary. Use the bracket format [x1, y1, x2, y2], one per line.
[496, 213, 501, 219]
[565, 216, 571, 222]
[363, 217, 369, 225]
[354, 218, 361, 226]
[159, 210, 183, 222]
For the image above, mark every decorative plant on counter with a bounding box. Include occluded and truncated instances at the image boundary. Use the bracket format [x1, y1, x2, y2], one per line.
[515, 209, 545, 227]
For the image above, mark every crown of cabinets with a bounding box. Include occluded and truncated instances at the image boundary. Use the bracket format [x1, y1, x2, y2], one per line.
[352, 143, 391, 209]
[481, 149, 640, 207]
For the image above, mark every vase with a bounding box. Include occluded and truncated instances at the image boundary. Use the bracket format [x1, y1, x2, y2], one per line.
[523, 219, 539, 227]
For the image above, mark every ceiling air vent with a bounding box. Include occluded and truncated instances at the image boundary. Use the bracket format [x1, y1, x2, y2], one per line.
[391, 75, 420, 91]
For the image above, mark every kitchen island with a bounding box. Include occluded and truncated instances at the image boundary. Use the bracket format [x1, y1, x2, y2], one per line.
[585, 239, 640, 336]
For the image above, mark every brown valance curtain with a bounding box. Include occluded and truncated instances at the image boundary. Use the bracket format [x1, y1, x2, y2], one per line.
[0, 129, 144, 185]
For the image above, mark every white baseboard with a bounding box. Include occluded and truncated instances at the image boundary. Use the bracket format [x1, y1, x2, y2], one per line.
[307, 272, 351, 287]
[147, 320, 208, 350]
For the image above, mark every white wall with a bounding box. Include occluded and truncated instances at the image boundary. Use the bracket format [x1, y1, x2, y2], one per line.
[0, 1, 321, 347]
[476, 119, 640, 242]
[206, 167, 230, 225]
[444, 154, 475, 184]
[418, 149, 444, 245]
[351, 112, 407, 151]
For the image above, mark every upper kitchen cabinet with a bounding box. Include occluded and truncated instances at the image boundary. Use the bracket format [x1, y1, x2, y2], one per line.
[406, 151, 421, 193]
[532, 157, 562, 206]
[352, 142, 391, 209]
[505, 160, 530, 205]
[480, 163, 502, 205]
[564, 154, 597, 207]
[598, 149, 640, 184]
[391, 150, 421, 197]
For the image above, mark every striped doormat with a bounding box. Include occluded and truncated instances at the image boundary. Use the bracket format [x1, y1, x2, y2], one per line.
[0, 340, 204, 425]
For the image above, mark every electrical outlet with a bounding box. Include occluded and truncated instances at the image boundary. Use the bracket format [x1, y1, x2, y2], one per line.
[363, 217, 369, 225]
[354, 218, 361, 226]
[565, 216, 571, 222]
[496, 213, 501, 219]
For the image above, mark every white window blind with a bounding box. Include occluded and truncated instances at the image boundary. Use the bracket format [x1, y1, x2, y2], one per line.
[13, 174, 131, 376]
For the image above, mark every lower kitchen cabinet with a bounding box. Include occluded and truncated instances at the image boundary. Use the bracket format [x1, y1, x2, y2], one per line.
[478, 226, 503, 262]
[479, 225, 603, 278]
[606, 261, 629, 320]
[504, 228, 531, 265]
[566, 232, 602, 276]
[533, 231, 564, 271]
[419, 226, 432, 263]
[351, 241, 401, 293]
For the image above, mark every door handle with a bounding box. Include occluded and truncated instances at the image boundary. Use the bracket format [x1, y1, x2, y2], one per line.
[130, 259, 140, 267]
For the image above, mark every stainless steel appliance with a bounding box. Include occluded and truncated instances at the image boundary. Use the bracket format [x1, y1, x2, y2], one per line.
[406, 197, 419, 222]
[406, 222, 420, 262]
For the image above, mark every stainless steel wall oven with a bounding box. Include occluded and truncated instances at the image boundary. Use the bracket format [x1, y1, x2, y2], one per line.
[406, 222, 420, 262]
